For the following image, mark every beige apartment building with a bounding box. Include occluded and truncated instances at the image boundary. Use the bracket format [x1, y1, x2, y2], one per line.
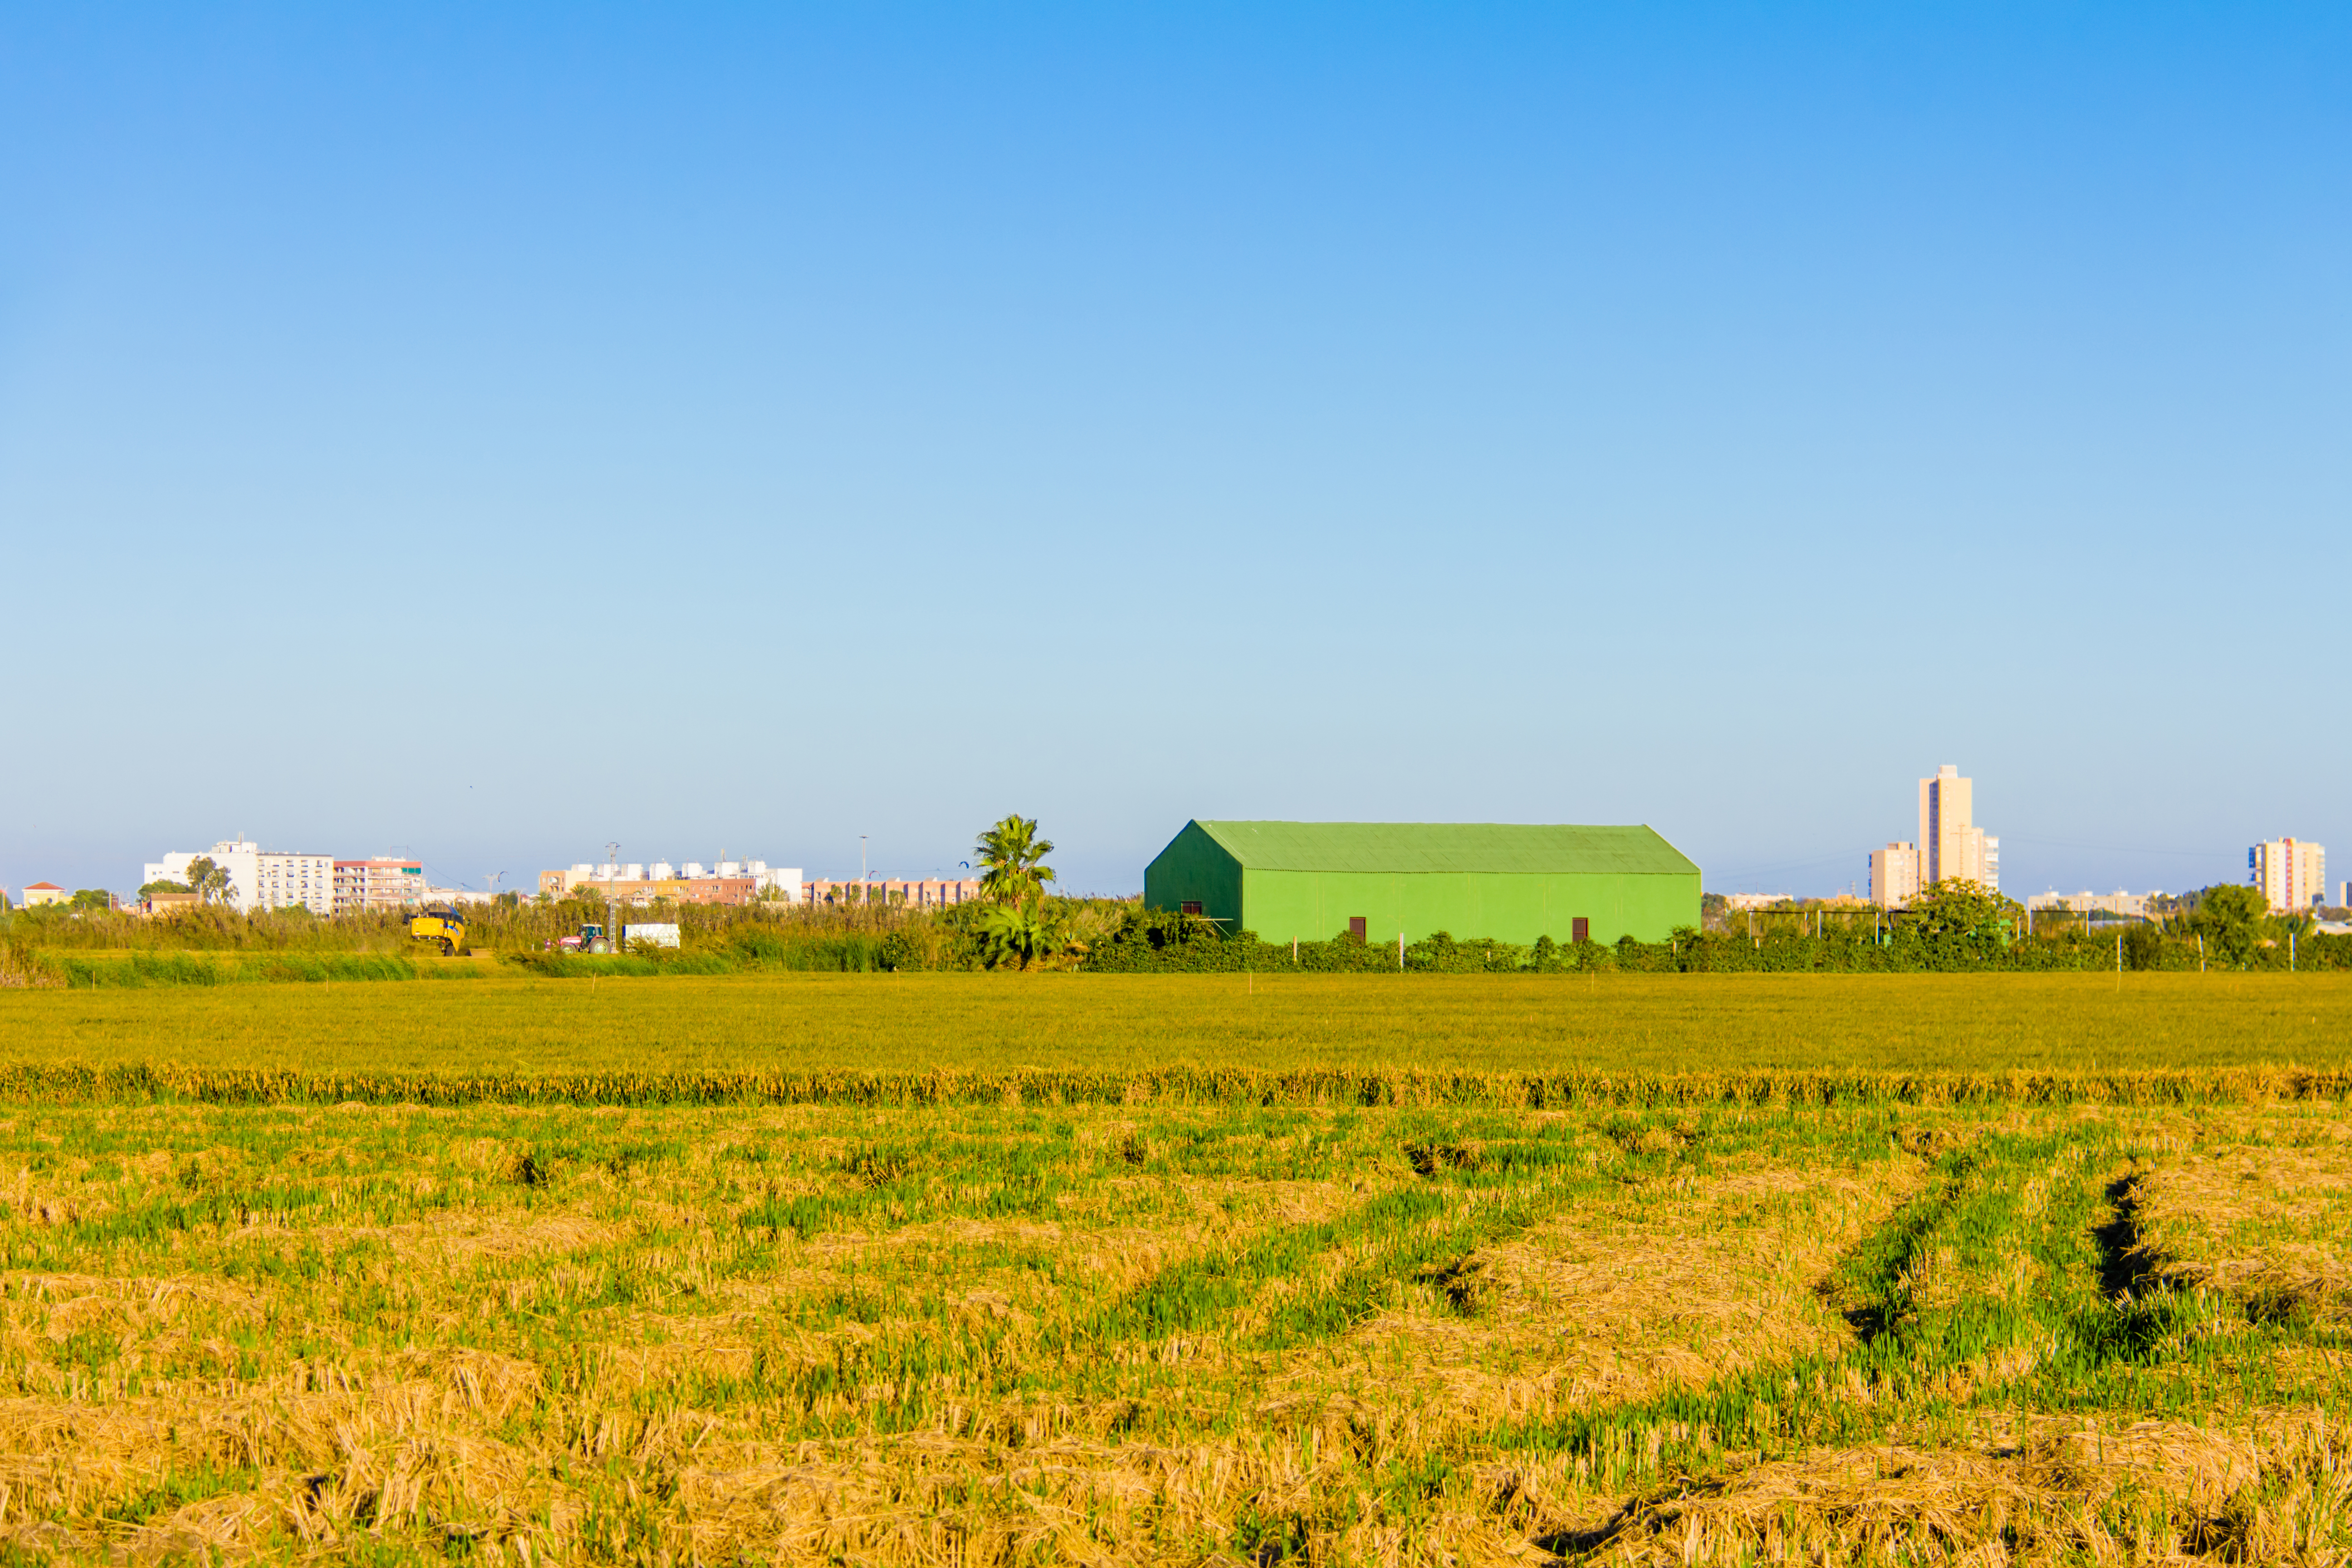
[1919, 765, 1998, 892]
[805, 878, 982, 907]
[1868, 843, 1921, 908]
[2250, 838, 2325, 913]
[334, 858, 425, 914]
[1867, 765, 1999, 908]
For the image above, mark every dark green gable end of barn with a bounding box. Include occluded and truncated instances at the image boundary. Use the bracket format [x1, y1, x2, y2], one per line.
[1142, 821, 1701, 946]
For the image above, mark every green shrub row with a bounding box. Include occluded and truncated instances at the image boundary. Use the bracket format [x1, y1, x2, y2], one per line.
[20, 891, 2341, 982]
[34, 951, 432, 988]
[1076, 906, 2352, 975]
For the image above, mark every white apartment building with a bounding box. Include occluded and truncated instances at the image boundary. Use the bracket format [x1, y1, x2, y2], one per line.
[1868, 843, 1921, 909]
[146, 840, 258, 906]
[144, 841, 335, 912]
[2250, 838, 2326, 913]
[2025, 889, 2163, 918]
[256, 852, 335, 912]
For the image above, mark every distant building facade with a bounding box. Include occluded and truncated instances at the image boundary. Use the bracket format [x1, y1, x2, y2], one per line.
[20, 882, 66, 908]
[805, 878, 982, 907]
[256, 853, 335, 912]
[335, 858, 426, 914]
[2025, 889, 2164, 918]
[1867, 843, 1921, 909]
[2249, 838, 2326, 913]
[538, 859, 803, 907]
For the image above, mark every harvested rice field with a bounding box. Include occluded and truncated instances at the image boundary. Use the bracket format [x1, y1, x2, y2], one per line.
[4, 972, 2352, 1081]
[0, 1095, 2345, 1564]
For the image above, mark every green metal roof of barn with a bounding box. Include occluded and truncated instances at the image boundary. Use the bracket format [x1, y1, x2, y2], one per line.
[1188, 822, 1698, 876]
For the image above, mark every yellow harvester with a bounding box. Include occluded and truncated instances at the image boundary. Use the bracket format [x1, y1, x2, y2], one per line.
[408, 905, 468, 956]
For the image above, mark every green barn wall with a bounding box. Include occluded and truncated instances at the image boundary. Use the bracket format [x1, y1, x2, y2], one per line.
[1141, 821, 1246, 931]
[1238, 867, 1696, 946]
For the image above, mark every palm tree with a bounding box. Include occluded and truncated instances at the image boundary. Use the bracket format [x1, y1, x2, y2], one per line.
[975, 815, 1056, 905]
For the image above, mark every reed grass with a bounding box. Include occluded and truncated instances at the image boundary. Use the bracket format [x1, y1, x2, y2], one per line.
[39, 951, 439, 988]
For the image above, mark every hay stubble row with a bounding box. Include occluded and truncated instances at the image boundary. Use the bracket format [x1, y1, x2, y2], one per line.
[0, 1096, 2339, 1563]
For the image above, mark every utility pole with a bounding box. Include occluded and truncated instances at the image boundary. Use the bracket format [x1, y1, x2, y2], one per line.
[605, 842, 620, 947]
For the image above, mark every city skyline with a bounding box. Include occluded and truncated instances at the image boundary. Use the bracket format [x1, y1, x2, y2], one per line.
[11, 796, 2332, 910]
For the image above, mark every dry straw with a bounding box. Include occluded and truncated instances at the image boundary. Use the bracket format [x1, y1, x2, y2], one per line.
[0, 1063, 2347, 1109]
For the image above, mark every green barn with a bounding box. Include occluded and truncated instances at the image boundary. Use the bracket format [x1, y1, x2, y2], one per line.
[1142, 821, 1700, 946]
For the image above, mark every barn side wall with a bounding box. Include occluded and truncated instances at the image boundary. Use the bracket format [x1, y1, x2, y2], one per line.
[1237, 869, 1699, 946]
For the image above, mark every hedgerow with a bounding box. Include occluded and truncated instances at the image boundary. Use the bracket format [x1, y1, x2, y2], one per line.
[1074, 906, 2352, 975]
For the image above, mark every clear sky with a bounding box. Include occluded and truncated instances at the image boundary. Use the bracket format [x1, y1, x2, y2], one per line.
[3, 4, 2345, 902]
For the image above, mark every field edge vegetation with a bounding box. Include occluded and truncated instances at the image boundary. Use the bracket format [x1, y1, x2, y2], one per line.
[0, 1062, 2344, 1109]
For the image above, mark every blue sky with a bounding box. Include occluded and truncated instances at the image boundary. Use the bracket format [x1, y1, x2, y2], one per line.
[3, 4, 2346, 901]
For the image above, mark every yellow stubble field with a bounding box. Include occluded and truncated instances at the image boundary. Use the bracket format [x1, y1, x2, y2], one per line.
[0, 974, 2345, 1563]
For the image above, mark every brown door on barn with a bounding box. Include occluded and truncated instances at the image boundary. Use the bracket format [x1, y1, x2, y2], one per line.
[1348, 916, 1367, 942]
[1572, 917, 1589, 943]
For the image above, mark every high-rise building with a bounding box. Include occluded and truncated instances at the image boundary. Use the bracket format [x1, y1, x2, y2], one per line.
[2249, 838, 2325, 913]
[1917, 765, 1997, 892]
[1868, 843, 1921, 908]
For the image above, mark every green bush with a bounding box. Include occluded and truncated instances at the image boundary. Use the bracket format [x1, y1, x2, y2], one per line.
[1077, 905, 2352, 976]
